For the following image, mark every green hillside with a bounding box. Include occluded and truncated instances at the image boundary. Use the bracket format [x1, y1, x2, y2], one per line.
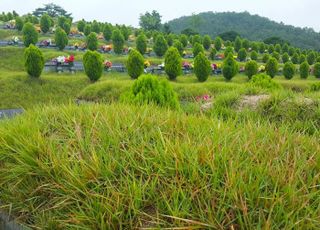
[168, 11, 320, 50]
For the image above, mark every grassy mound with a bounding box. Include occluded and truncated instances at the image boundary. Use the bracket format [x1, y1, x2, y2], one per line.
[78, 80, 131, 103]
[0, 47, 25, 71]
[0, 73, 90, 109]
[0, 104, 319, 229]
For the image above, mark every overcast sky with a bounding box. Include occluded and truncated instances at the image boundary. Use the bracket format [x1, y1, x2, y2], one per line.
[1, 0, 319, 31]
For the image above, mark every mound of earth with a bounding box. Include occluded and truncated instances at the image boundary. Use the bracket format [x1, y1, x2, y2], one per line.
[237, 95, 270, 111]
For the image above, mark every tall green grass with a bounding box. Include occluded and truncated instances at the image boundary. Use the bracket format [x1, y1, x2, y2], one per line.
[0, 104, 319, 229]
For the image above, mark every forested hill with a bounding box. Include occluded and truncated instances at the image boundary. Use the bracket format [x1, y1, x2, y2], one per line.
[167, 12, 320, 50]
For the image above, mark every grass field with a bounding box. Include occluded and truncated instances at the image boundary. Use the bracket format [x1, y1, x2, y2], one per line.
[0, 36, 319, 229]
[0, 104, 319, 229]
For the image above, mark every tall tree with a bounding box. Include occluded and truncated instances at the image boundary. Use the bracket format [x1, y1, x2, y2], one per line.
[32, 3, 72, 18]
[139, 10, 162, 31]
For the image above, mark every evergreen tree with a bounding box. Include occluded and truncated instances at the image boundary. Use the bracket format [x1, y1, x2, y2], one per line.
[153, 34, 168, 57]
[173, 40, 184, 56]
[234, 36, 242, 52]
[251, 51, 258, 61]
[22, 22, 38, 47]
[112, 29, 125, 54]
[77, 20, 86, 32]
[55, 27, 68, 50]
[86, 32, 98, 51]
[223, 54, 238, 81]
[127, 49, 144, 79]
[193, 42, 204, 57]
[300, 61, 309, 79]
[214, 36, 223, 51]
[194, 52, 211, 82]
[202, 35, 212, 50]
[238, 48, 247, 62]
[266, 57, 279, 78]
[179, 34, 188, 47]
[165, 47, 182, 80]
[245, 60, 258, 79]
[103, 24, 112, 41]
[136, 33, 147, 55]
[40, 14, 51, 33]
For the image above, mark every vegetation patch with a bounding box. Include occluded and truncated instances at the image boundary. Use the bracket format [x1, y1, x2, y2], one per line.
[0, 104, 319, 229]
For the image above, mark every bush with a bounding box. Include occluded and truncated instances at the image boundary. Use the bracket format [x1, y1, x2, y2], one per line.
[40, 14, 51, 33]
[86, 32, 98, 51]
[245, 60, 258, 79]
[214, 36, 223, 51]
[300, 61, 309, 79]
[127, 49, 144, 79]
[249, 73, 281, 89]
[84, 25, 91, 36]
[238, 48, 247, 62]
[223, 54, 238, 81]
[173, 40, 184, 56]
[22, 22, 38, 47]
[112, 29, 125, 55]
[194, 52, 211, 82]
[24, 44, 44, 78]
[164, 47, 182, 80]
[122, 75, 179, 109]
[55, 27, 68, 51]
[266, 57, 278, 78]
[209, 48, 217, 60]
[179, 34, 188, 47]
[83, 50, 103, 82]
[193, 42, 204, 57]
[136, 33, 147, 55]
[153, 34, 168, 57]
[15, 17, 24, 31]
[202, 35, 212, 50]
[251, 51, 258, 61]
[103, 24, 112, 41]
[313, 62, 320, 78]
[283, 62, 295, 80]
